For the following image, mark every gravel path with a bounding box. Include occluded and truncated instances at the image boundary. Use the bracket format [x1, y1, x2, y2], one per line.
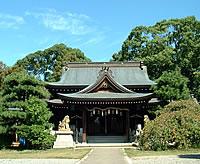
[131, 154, 200, 164]
[80, 148, 128, 164]
[1, 150, 200, 164]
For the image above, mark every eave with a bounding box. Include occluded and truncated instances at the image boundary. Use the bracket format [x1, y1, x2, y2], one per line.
[58, 92, 154, 102]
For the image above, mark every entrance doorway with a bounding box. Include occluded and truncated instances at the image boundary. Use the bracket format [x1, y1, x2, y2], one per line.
[107, 115, 124, 135]
[87, 110, 125, 135]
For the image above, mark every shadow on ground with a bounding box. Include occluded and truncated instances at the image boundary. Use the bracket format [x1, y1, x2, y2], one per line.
[178, 154, 200, 159]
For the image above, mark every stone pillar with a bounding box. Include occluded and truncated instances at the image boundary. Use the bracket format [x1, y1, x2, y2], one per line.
[126, 110, 130, 142]
[53, 115, 74, 148]
[53, 131, 74, 148]
[82, 109, 87, 143]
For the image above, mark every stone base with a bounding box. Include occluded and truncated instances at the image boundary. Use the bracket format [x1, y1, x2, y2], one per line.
[53, 131, 74, 148]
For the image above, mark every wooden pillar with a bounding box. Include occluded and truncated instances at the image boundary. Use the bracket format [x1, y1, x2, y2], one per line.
[75, 119, 78, 144]
[105, 115, 107, 135]
[126, 110, 130, 142]
[82, 109, 87, 143]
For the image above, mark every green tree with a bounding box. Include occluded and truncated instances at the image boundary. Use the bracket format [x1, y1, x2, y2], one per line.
[0, 61, 25, 92]
[193, 70, 200, 101]
[112, 16, 200, 101]
[17, 97, 55, 149]
[16, 43, 91, 82]
[0, 70, 53, 149]
[151, 69, 190, 102]
[0, 61, 9, 92]
[139, 99, 200, 150]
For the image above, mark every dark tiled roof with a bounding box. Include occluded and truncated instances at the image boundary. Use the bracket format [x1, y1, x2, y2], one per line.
[48, 62, 156, 87]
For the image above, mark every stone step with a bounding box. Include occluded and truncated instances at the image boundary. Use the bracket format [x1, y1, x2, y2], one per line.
[87, 136, 126, 143]
[76, 143, 135, 147]
[87, 136, 125, 138]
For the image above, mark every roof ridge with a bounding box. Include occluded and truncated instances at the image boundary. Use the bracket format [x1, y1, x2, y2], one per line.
[66, 61, 143, 68]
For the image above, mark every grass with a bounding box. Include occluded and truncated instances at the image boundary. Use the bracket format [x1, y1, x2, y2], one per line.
[124, 148, 200, 158]
[0, 148, 91, 159]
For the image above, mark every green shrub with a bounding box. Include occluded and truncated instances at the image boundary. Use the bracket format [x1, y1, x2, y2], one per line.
[16, 97, 56, 149]
[139, 99, 200, 150]
[17, 125, 56, 149]
[0, 135, 13, 149]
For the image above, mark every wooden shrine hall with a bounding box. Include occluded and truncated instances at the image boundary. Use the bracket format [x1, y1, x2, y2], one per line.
[46, 62, 157, 143]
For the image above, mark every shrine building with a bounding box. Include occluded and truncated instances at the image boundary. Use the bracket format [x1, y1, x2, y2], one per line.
[46, 62, 157, 143]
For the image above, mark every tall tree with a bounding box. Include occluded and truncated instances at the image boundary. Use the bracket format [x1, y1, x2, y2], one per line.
[0, 61, 24, 92]
[112, 16, 200, 101]
[0, 70, 49, 135]
[151, 69, 190, 102]
[0, 61, 8, 92]
[16, 43, 91, 82]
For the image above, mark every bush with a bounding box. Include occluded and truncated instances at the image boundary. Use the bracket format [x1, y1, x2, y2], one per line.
[17, 125, 56, 149]
[16, 97, 55, 149]
[139, 99, 200, 150]
[0, 135, 13, 149]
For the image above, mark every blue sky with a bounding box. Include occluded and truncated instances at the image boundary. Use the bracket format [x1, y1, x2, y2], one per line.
[0, 0, 200, 66]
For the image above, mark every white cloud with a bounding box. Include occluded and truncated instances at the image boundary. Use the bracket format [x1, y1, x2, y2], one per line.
[0, 13, 24, 29]
[25, 9, 93, 35]
[82, 35, 105, 46]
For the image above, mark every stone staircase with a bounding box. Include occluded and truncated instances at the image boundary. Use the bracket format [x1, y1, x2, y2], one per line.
[87, 135, 126, 143]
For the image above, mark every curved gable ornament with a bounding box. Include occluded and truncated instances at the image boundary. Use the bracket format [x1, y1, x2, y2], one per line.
[97, 66, 114, 79]
[79, 67, 134, 94]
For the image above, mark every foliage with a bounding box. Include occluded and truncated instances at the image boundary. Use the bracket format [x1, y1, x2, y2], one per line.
[193, 70, 200, 101]
[15, 43, 91, 82]
[0, 62, 27, 92]
[17, 125, 55, 149]
[0, 61, 8, 92]
[16, 97, 55, 149]
[18, 97, 55, 149]
[139, 99, 200, 150]
[0, 135, 13, 149]
[112, 16, 200, 101]
[151, 69, 190, 102]
[0, 71, 54, 149]
[1, 70, 49, 102]
[24, 96, 53, 126]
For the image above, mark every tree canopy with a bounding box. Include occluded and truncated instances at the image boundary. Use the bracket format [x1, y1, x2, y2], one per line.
[15, 43, 91, 82]
[0, 70, 55, 149]
[0, 61, 9, 92]
[151, 69, 190, 102]
[0, 70, 49, 135]
[0, 61, 24, 92]
[112, 16, 200, 101]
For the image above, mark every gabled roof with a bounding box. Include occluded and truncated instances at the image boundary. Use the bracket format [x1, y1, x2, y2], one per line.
[57, 68, 154, 102]
[79, 69, 133, 94]
[48, 62, 156, 87]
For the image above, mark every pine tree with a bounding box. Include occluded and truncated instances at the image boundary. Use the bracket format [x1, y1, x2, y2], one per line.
[0, 70, 55, 149]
